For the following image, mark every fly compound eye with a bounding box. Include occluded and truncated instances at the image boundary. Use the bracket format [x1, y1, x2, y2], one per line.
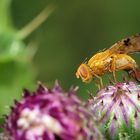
[80, 66, 88, 79]
[76, 64, 92, 83]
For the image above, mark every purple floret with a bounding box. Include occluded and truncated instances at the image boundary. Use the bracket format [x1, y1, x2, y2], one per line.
[89, 81, 140, 137]
[4, 82, 103, 140]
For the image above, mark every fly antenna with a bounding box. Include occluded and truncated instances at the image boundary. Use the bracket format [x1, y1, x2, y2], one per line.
[82, 57, 88, 64]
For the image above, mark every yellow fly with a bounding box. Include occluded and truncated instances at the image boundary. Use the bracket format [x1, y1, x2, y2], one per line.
[76, 34, 140, 87]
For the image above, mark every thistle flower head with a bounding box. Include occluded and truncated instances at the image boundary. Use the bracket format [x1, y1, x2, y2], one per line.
[4, 82, 103, 140]
[89, 81, 140, 139]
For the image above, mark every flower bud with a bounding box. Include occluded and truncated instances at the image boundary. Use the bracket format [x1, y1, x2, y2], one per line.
[89, 82, 140, 139]
[4, 82, 103, 140]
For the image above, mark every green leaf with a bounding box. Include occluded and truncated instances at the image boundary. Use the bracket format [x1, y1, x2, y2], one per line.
[0, 32, 25, 62]
[0, 61, 35, 116]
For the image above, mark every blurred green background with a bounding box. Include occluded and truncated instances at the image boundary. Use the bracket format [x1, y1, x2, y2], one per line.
[0, 0, 140, 116]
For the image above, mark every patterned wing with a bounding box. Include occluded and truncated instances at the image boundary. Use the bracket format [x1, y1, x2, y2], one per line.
[108, 34, 140, 54]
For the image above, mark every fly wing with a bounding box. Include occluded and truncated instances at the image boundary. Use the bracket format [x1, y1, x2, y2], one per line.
[108, 34, 140, 54]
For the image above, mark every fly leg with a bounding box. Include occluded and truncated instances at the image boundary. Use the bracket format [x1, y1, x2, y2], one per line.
[93, 73, 103, 89]
[113, 71, 117, 83]
[110, 55, 117, 83]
